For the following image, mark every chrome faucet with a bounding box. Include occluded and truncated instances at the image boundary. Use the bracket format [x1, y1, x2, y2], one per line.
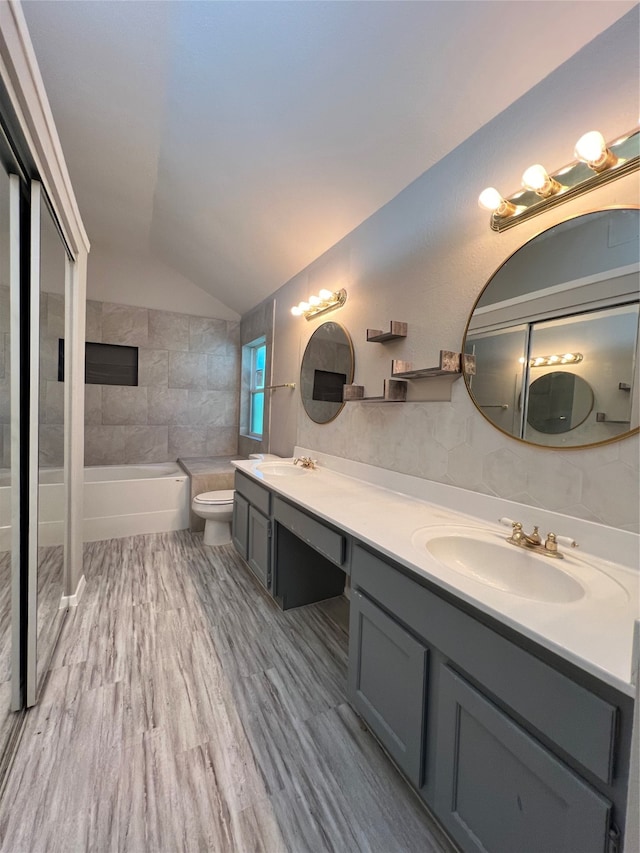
[293, 456, 317, 469]
[503, 520, 577, 559]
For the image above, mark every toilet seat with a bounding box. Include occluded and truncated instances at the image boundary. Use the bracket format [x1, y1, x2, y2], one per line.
[194, 489, 234, 505]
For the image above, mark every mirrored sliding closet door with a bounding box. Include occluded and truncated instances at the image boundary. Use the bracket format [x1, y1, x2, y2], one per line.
[26, 183, 70, 706]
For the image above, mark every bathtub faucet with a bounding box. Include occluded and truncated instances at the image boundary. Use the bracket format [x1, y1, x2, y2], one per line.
[293, 456, 317, 469]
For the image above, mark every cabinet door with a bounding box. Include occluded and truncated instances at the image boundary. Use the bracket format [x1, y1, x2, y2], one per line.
[348, 590, 427, 787]
[247, 506, 271, 590]
[232, 493, 249, 559]
[434, 665, 611, 853]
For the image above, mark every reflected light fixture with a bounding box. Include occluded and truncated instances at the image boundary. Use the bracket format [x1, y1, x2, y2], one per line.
[291, 288, 347, 320]
[478, 126, 639, 231]
[522, 352, 584, 368]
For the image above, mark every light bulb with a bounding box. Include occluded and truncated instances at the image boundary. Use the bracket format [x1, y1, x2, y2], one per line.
[549, 355, 559, 363]
[478, 187, 516, 217]
[574, 130, 616, 172]
[298, 302, 310, 312]
[318, 289, 333, 301]
[522, 164, 560, 197]
[291, 305, 303, 316]
[478, 187, 503, 212]
[308, 295, 321, 306]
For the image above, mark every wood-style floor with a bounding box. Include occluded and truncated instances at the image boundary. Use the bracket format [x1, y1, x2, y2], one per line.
[0, 531, 456, 853]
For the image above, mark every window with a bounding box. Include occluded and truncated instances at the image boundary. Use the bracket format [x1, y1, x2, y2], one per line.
[248, 339, 266, 437]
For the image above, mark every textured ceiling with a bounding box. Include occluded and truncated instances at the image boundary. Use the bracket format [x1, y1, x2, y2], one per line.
[22, 0, 637, 315]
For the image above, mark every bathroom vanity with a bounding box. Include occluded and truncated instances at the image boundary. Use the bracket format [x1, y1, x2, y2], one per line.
[231, 452, 639, 853]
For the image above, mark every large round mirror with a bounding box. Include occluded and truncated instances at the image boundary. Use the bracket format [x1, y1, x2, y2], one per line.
[463, 208, 639, 449]
[300, 322, 354, 424]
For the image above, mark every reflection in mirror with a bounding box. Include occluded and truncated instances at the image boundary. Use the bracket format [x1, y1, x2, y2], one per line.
[0, 166, 14, 761]
[36, 200, 67, 697]
[300, 322, 354, 424]
[526, 372, 594, 435]
[464, 209, 639, 448]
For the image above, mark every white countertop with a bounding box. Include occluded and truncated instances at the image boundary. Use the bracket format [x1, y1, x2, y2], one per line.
[233, 451, 640, 697]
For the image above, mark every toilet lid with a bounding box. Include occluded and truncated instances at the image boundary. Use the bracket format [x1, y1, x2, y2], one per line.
[194, 489, 235, 505]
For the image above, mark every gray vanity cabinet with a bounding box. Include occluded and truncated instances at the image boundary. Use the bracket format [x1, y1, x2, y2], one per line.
[348, 589, 428, 786]
[247, 506, 271, 589]
[435, 666, 611, 853]
[348, 542, 629, 853]
[231, 492, 249, 558]
[233, 472, 272, 590]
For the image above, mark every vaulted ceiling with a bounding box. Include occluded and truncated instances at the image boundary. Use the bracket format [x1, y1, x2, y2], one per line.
[22, 0, 636, 315]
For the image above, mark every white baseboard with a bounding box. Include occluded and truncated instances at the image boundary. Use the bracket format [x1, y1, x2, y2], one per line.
[59, 573, 86, 609]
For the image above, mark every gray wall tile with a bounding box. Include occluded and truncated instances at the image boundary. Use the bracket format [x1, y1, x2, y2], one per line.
[206, 427, 239, 457]
[39, 425, 65, 468]
[168, 352, 208, 389]
[2, 424, 8, 468]
[102, 386, 148, 425]
[85, 300, 103, 342]
[102, 303, 149, 346]
[43, 380, 64, 425]
[123, 426, 168, 463]
[0, 380, 9, 424]
[148, 387, 190, 425]
[138, 349, 168, 387]
[189, 317, 227, 354]
[148, 310, 189, 351]
[187, 390, 227, 426]
[47, 293, 65, 339]
[84, 426, 126, 466]
[79, 299, 242, 465]
[207, 354, 240, 391]
[168, 427, 208, 459]
[85, 385, 103, 425]
[0, 286, 9, 334]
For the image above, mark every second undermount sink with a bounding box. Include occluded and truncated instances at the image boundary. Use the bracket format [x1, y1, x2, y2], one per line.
[412, 527, 585, 604]
[255, 461, 308, 477]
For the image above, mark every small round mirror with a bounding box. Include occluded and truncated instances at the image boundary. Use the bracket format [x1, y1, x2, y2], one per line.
[300, 322, 354, 424]
[526, 372, 594, 435]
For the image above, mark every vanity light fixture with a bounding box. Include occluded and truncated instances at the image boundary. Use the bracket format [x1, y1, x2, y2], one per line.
[291, 288, 347, 320]
[521, 164, 561, 198]
[478, 127, 639, 232]
[520, 352, 583, 368]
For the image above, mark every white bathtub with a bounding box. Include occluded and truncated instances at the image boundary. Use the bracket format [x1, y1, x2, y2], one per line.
[0, 463, 190, 548]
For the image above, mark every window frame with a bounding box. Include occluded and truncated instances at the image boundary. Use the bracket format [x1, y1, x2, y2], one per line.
[247, 338, 266, 439]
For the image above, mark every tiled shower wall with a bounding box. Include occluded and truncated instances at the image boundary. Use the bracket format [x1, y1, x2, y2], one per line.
[77, 299, 240, 466]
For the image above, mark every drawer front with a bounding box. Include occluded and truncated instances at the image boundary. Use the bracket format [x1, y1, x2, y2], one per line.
[273, 496, 346, 568]
[351, 543, 618, 784]
[435, 665, 611, 853]
[234, 471, 271, 516]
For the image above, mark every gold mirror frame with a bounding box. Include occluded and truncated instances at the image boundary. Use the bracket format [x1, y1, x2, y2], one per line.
[462, 207, 640, 450]
[300, 321, 355, 425]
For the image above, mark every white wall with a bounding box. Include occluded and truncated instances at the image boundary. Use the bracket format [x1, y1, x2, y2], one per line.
[87, 244, 239, 320]
[250, 9, 640, 532]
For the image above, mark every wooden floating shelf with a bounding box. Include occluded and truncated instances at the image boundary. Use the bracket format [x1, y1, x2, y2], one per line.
[343, 379, 407, 402]
[366, 321, 408, 343]
[391, 351, 476, 380]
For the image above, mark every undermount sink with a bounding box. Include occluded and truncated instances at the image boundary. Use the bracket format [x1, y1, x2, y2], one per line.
[255, 461, 308, 477]
[412, 527, 585, 604]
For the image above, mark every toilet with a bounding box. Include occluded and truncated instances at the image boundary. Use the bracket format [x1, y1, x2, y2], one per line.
[192, 455, 281, 546]
[192, 489, 235, 546]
